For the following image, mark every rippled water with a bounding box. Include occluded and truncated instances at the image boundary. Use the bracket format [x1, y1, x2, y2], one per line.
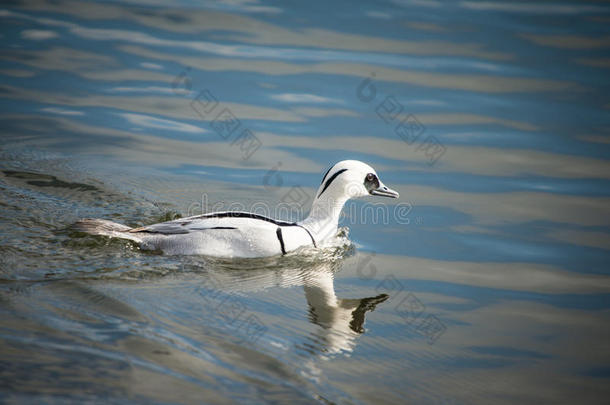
[1, 1, 610, 404]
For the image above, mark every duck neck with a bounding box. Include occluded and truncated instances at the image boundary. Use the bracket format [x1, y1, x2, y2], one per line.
[299, 193, 349, 242]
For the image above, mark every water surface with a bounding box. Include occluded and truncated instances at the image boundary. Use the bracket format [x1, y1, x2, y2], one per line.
[1, 0, 610, 404]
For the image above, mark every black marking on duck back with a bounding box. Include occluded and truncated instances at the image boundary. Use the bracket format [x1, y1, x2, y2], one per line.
[297, 224, 317, 248]
[276, 227, 286, 255]
[190, 212, 297, 226]
[190, 226, 237, 231]
[134, 226, 237, 235]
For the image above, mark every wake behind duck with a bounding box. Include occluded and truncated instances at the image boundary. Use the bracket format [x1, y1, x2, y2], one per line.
[74, 160, 399, 258]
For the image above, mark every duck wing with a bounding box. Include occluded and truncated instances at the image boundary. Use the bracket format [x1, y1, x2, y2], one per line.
[128, 217, 237, 235]
[128, 211, 293, 235]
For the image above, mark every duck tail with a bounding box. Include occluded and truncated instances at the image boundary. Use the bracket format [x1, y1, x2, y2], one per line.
[73, 218, 137, 240]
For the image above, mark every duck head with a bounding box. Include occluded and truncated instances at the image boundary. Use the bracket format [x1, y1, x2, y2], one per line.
[300, 160, 399, 241]
[316, 160, 399, 201]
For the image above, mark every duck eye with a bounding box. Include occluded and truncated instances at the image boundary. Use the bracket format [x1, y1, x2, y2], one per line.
[364, 173, 379, 192]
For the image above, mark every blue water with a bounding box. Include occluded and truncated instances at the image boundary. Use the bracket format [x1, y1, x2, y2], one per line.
[1, 1, 610, 404]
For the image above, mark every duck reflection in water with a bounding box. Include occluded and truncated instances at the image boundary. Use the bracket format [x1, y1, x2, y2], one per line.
[190, 253, 389, 356]
[301, 262, 388, 355]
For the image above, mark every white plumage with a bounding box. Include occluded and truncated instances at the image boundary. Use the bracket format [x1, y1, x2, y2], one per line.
[75, 160, 399, 257]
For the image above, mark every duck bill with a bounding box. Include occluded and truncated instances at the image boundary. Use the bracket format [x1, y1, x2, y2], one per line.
[370, 183, 399, 198]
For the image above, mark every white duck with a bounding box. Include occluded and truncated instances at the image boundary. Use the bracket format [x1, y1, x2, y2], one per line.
[75, 160, 399, 257]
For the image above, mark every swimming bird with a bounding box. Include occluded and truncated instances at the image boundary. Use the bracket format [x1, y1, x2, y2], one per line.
[74, 160, 399, 257]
